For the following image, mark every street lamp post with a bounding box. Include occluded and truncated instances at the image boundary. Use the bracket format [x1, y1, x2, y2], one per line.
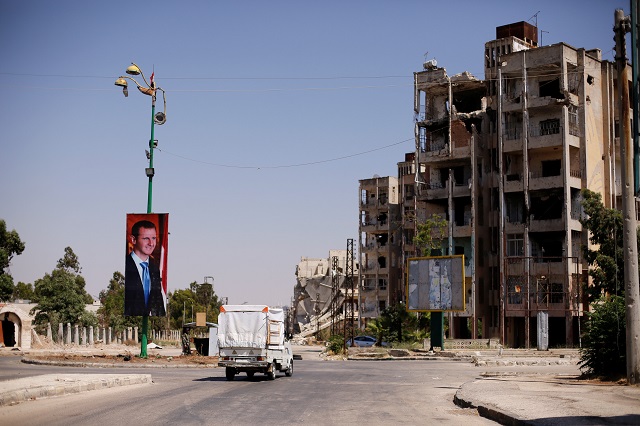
[115, 63, 167, 358]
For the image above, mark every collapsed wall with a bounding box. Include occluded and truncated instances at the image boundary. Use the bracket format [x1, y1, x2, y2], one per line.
[292, 256, 345, 337]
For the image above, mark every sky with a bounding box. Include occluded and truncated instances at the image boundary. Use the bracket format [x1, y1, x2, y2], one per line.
[0, 0, 628, 307]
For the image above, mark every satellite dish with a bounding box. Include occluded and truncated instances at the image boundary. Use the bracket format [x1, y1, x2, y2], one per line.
[373, 174, 380, 178]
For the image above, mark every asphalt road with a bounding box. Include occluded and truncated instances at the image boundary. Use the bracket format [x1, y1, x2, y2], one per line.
[0, 348, 496, 425]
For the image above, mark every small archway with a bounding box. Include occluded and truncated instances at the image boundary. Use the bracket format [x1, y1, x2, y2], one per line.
[0, 312, 21, 347]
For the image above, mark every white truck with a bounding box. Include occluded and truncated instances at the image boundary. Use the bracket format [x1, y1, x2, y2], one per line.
[217, 305, 293, 381]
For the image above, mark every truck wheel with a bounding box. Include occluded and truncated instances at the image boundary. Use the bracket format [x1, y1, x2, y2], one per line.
[267, 362, 276, 380]
[285, 360, 293, 377]
[225, 367, 236, 381]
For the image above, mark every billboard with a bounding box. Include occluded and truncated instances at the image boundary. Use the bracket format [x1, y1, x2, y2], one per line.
[406, 255, 465, 312]
[124, 213, 169, 317]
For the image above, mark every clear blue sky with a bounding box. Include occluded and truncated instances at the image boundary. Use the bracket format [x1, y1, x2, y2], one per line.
[0, 0, 627, 307]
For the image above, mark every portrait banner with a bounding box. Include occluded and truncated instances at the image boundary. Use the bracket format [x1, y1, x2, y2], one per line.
[124, 213, 169, 317]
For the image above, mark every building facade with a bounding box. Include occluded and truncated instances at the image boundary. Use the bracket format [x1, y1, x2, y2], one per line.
[358, 176, 402, 325]
[409, 21, 622, 348]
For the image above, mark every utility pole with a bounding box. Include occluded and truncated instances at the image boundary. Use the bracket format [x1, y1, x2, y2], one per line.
[614, 8, 640, 385]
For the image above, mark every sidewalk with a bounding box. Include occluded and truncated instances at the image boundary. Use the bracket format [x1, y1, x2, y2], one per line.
[0, 373, 152, 406]
[455, 373, 640, 425]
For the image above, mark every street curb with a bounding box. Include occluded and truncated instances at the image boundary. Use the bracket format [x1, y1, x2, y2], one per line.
[21, 356, 217, 369]
[0, 374, 152, 407]
[454, 387, 527, 426]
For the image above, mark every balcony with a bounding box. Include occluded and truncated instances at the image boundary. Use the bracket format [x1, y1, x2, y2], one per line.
[530, 215, 565, 232]
[453, 216, 472, 238]
[452, 180, 471, 197]
[528, 122, 562, 151]
[529, 171, 563, 190]
[504, 173, 524, 192]
[502, 127, 523, 153]
[424, 181, 448, 200]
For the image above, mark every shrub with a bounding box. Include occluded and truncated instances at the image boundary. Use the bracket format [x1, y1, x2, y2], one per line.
[579, 295, 626, 378]
[326, 334, 344, 354]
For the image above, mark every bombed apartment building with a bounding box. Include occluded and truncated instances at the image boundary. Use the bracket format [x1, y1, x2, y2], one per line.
[408, 21, 621, 348]
[358, 176, 403, 326]
[292, 251, 350, 337]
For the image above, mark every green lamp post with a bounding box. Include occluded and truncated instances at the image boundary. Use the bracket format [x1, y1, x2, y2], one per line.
[115, 63, 167, 358]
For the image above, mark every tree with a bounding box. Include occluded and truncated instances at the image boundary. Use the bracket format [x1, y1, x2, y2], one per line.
[0, 219, 25, 273]
[414, 213, 448, 256]
[31, 247, 94, 327]
[57, 246, 82, 274]
[579, 295, 626, 377]
[578, 189, 634, 378]
[32, 268, 87, 325]
[97, 272, 138, 332]
[0, 274, 13, 302]
[579, 189, 625, 298]
[0, 219, 25, 302]
[167, 283, 221, 330]
[13, 281, 34, 301]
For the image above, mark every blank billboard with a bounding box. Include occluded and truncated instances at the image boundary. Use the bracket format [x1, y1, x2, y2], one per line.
[407, 255, 465, 312]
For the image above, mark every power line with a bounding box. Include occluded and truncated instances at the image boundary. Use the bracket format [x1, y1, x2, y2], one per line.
[156, 138, 413, 170]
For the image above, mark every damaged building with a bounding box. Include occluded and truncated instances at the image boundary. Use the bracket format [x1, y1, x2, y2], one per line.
[292, 252, 349, 337]
[296, 21, 625, 349]
[410, 20, 621, 348]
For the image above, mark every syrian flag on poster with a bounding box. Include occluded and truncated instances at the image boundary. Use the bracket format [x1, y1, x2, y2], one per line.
[160, 245, 167, 308]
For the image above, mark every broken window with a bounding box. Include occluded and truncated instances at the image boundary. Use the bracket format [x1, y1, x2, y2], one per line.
[539, 119, 560, 136]
[363, 279, 375, 291]
[568, 105, 579, 136]
[507, 276, 523, 304]
[506, 195, 524, 223]
[541, 159, 561, 177]
[375, 234, 388, 247]
[452, 88, 484, 113]
[539, 78, 562, 98]
[530, 191, 563, 220]
[378, 279, 387, 290]
[378, 256, 386, 268]
[507, 234, 524, 256]
[453, 166, 465, 186]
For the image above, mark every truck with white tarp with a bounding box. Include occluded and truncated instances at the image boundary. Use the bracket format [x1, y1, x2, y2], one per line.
[217, 305, 293, 380]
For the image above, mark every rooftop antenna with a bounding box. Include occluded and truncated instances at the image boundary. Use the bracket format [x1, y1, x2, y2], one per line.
[540, 30, 549, 46]
[528, 10, 540, 28]
[528, 10, 541, 45]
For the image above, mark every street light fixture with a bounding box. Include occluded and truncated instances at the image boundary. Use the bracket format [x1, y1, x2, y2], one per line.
[115, 62, 168, 358]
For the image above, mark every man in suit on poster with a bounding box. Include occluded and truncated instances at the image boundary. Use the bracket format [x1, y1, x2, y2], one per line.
[125, 220, 166, 316]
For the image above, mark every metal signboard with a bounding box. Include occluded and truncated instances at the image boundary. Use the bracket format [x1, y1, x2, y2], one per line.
[407, 255, 465, 312]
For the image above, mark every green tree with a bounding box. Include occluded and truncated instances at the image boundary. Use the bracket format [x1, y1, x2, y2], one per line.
[57, 246, 82, 274]
[13, 281, 35, 301]
[0, 219, 26, 272]
[167, 283, 221, 329]
[0, 274, 14, 302]
[0, 219, 26, 302]
[97, 271, 138, 332]
[414, 213, 448, 256]
[578, 189, 635, 378]
[31, 247, 94, 327]
[579, 295, 626, 377]
[579, 189, 625, 298]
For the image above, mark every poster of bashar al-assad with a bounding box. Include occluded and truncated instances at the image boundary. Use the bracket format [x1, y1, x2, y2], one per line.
[125, 213, 168, 317]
